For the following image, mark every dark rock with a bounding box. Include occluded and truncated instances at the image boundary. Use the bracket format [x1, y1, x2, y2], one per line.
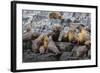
[65, 44, 74, 52]
[23, 53, 40, 62]
[67, 57, 79, 60]
[55, 42, 72, 52]
[60, 52, 72, 60]
[72, 46, 88, 58]
[23, 52, 57, 62]
[88, 50, 91, 59]
[32, 40, 39, 53]
[37, 53, 57, 61]
[23, 40, 32, 51]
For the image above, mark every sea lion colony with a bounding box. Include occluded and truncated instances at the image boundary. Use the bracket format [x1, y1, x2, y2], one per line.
[23, 11, 91, 62]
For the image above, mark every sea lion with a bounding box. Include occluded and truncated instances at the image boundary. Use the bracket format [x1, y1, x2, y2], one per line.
[39, 35, 49, 54]
[31, 34, 45, 53]
[49, 12, 63, 19]
[23, 23, 33, 40]
[39, 46, 45, 54]
[52, 24, 61, 41]
[77, 26, 89, 45]
[64, 25, 78, 43]
[48, 36, 60, 54]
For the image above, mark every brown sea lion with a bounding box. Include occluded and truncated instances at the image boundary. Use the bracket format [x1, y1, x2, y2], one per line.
[49, 12, 64, 19]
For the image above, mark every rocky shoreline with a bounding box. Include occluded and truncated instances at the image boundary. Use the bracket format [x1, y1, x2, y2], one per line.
[22, 10, 91, 62]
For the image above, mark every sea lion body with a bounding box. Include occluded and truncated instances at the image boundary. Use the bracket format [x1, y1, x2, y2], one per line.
[78, 28, 88, 45]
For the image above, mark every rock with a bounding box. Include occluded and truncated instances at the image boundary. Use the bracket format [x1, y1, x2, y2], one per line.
[32, 40, 39, 53]
[48, 36, 60, 54]
[65, 44, 73, 52]
[60, 52, 72, 60]
[23, 53, 39, 62]
[55, 42, 72, 52]
[88, 50, 91, 59]
[72, 46, 88, 58]
[37, 53, 57, 61]
[67, 57, 79, 60]
[23, 52, 57, 62]
[23, 40, 32, 51]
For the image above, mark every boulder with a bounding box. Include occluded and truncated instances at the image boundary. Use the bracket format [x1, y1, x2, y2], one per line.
[60, 52, 72, 60]
[72, 46, 88, 58]
[32, 40, 39, 53]
[55, 42, 72, 52]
